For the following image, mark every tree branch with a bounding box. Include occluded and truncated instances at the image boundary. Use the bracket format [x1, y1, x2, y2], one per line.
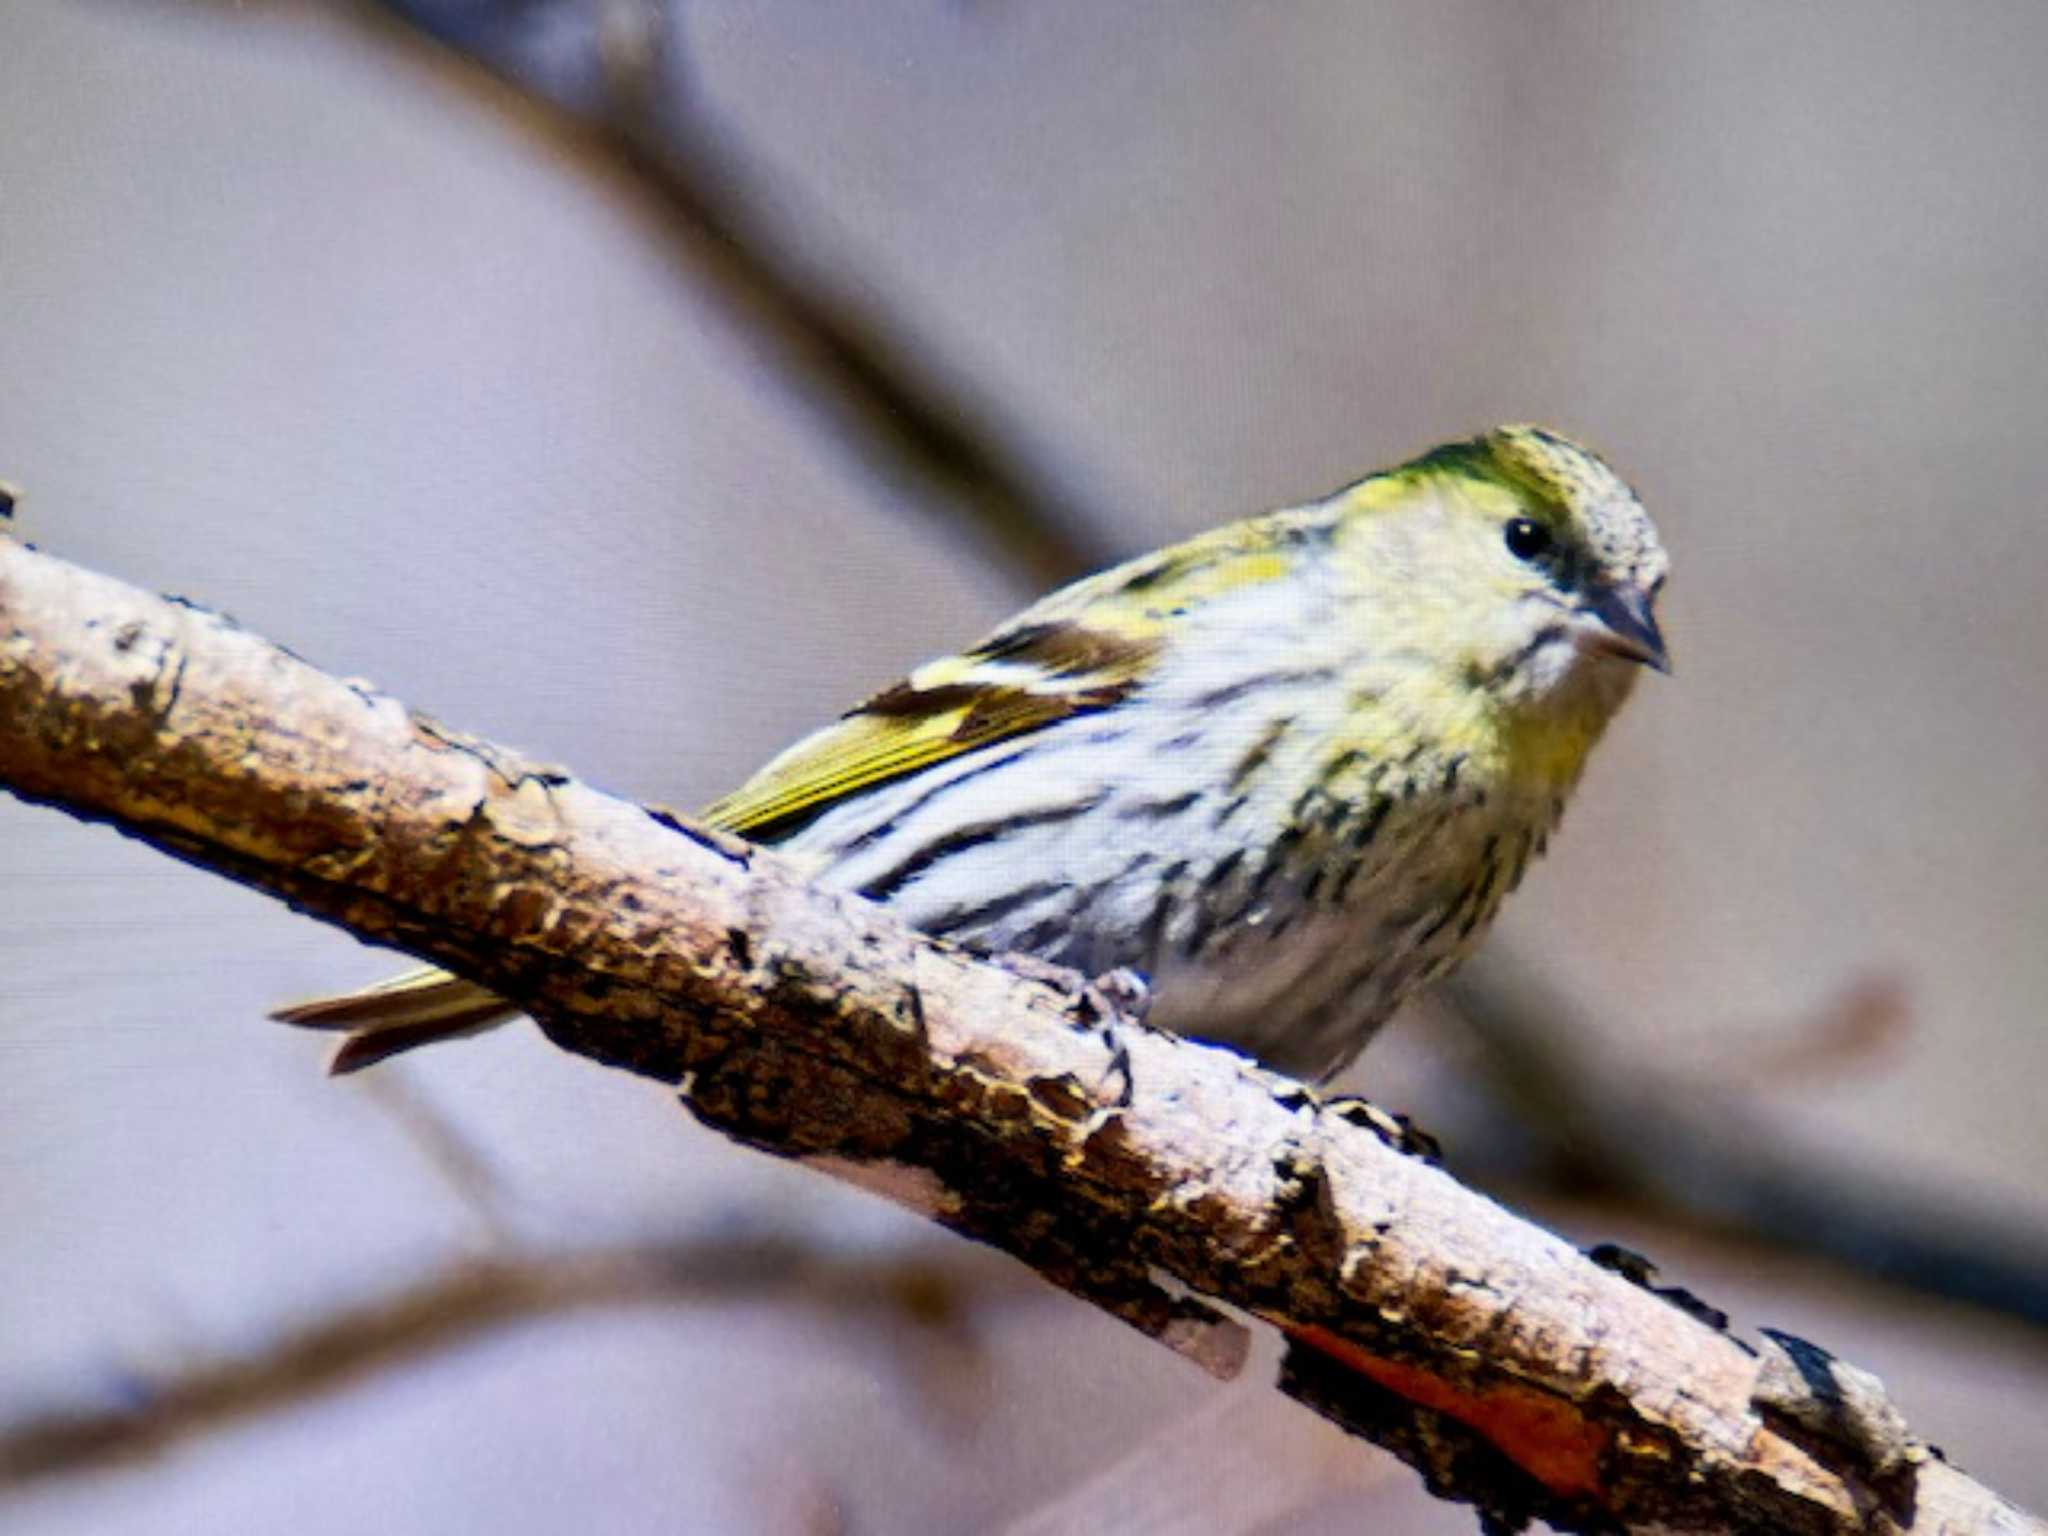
[1, 532, 2036, 1535]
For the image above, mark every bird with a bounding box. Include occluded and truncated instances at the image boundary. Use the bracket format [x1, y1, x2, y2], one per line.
[276, 425, 1668, 1083]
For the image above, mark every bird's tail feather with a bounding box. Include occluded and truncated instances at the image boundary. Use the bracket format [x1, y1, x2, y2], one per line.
[270, 968, 516, 1075]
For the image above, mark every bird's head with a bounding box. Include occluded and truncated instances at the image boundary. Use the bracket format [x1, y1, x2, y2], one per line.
[1336, 425, 1669, 719]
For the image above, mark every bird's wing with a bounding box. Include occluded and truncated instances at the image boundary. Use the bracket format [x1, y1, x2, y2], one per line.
[703, 510, 1327, 842]
[700, 614, 1161, 840]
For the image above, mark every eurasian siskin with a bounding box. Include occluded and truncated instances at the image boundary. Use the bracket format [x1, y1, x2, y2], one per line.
[279, 424, 1668, 1082]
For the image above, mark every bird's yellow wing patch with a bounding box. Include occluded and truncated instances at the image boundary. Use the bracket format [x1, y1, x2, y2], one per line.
[700, 620, 1162, 841]
[701, 505, 1332, 842]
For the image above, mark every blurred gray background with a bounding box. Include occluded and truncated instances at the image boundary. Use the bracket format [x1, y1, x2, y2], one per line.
[3, 1, 2045, 1531]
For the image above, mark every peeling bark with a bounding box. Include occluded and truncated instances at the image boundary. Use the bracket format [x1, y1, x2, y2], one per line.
[0, 533, 2037, 1536]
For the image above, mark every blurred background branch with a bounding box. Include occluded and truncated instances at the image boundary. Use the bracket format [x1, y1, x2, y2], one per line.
[343, 0, 1118, 591]
[1439, 956, 2048, 1326]
[0, 1231, 995, 1489]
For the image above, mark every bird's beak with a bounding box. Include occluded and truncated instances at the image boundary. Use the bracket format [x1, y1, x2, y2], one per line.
[1577, 584, 1670, 673]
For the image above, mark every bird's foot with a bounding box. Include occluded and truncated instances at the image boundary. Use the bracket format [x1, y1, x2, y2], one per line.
[1079, 969, 1149, 1108]
[988, 955, 1148, 1106]
[1323, 1095, 1442, 1162]
[1083, 966, 1153, 1025]
[1585, 1242, 1730, 1333]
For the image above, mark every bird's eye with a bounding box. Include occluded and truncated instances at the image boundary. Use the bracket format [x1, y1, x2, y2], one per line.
[1503, 518, 1552, 562]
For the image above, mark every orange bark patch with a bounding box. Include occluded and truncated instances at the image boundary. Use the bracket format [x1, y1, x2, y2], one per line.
[1289, 1324, 1609, 1499]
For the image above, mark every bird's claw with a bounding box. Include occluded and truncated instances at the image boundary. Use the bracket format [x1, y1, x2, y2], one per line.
[1323, 1095, 1442, 1162]
[1084, 966, 1153, 1025]
[1586, 1241, 1730, 1332]
[1080, 969, 1148, 1107]
[989, 954, 1147, 1106]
